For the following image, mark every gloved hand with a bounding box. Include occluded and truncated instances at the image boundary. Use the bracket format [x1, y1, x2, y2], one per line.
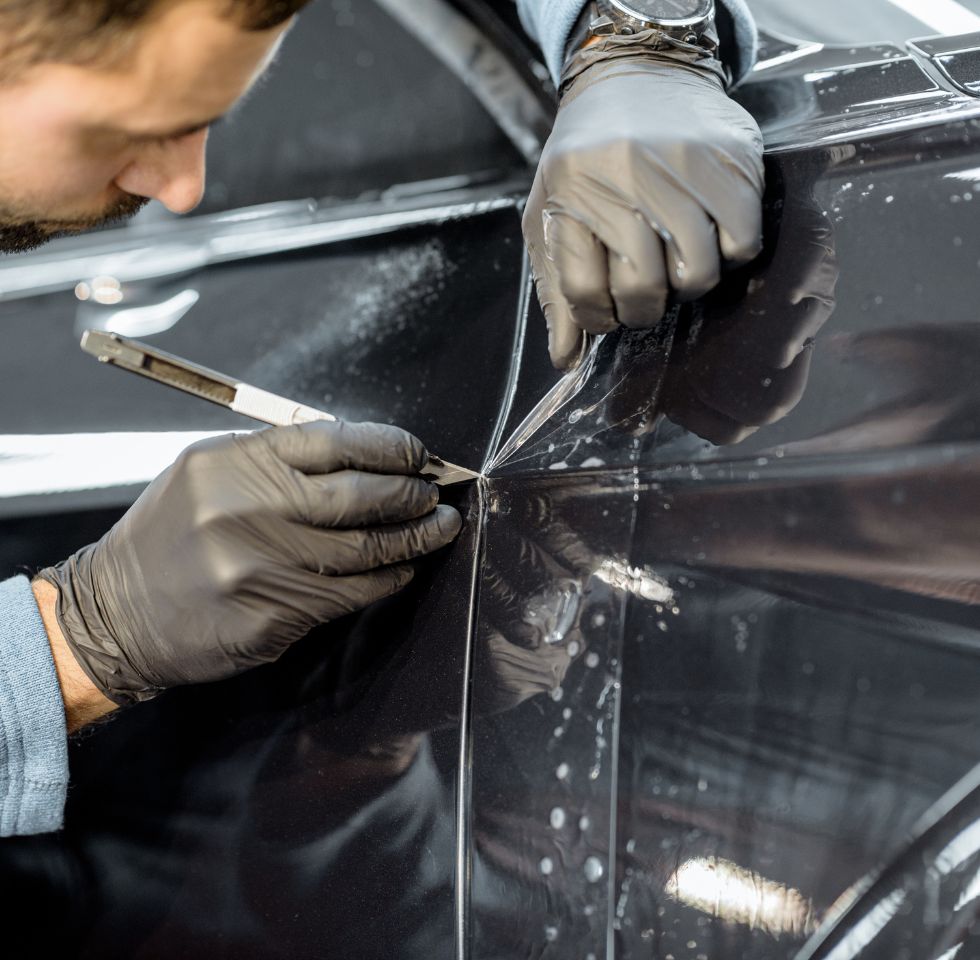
[524, 36, 766, 369]
[39, 421, 462, 705]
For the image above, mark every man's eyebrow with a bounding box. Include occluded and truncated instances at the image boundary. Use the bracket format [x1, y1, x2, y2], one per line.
[122, 114, 225, 141]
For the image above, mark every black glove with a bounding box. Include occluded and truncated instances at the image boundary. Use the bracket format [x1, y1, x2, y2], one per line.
[40, 421, 462, 704]
[524, 33, 766, 368]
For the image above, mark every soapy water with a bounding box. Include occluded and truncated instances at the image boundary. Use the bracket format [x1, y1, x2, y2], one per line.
[583, 856, 604, 883]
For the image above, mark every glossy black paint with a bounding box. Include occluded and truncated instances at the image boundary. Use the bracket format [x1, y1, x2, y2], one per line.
[0, 207, 525, 957]
[2, 3, 980, 959]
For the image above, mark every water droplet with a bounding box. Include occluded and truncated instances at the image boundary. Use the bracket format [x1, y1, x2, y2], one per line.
[584, 856, 604, 883]
[556, 762, 570, 780]
[550, 686, 564, 702]
[550, 807, 567, 829]
[540, 858, 554, 876]
[544, 924, 558, 940]
[585, 652, 600, 668]
[626, 838, 637, 853]
[697, 778, 708, 792]
[579, 815, 591, 831]
[592, 612, 606, 627]
[568, 408, 584, 424]
[562, 707, 572, 720]
[567, 640, 581, 657]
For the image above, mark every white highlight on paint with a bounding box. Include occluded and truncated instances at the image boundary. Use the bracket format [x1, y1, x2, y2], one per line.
[954, 867, 980, 914]
[884, 0, 980, 34]
[594, 559, 674, 604]
[753, 42, 825, 73]
[822, 889, 907, 960]
[935, 820, 980, 876]
[946, 166, 980, 182]
[99, 289, 200, 339]
[666, 857, 818, 938]
[0, 432, 228, 498]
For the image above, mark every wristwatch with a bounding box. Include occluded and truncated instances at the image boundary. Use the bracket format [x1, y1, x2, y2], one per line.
[566, 0, 720, 61]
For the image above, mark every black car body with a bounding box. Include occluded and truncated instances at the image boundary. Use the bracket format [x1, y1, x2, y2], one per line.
[1, 2, 980, 957]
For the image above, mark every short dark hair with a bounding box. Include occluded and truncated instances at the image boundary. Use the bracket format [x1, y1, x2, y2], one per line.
[0, 0, 313, 76]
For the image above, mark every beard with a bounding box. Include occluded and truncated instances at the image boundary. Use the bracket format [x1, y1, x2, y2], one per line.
[0, 193, 150, 254]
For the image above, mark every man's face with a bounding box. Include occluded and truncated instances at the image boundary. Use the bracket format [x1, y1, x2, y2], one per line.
[0, 1, 291, 253]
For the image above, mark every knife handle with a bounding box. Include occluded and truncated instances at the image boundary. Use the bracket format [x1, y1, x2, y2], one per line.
[230, 384, 337, 427]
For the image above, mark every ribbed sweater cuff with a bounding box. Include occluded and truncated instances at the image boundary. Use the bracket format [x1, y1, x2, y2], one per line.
[0, 575, 69, 836]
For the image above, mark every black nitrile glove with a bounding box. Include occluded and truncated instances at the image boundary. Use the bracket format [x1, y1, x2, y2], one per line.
[40, 421, 462, 705]
[524, 32, 766, 368]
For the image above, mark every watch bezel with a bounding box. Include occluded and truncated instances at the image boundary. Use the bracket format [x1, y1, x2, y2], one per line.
[605, 0, 714, 29]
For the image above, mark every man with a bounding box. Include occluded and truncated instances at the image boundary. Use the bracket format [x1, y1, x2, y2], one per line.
[0, 0, 762, 836]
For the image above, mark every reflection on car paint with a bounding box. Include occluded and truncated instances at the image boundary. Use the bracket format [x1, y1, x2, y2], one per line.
[0, 189, 519, 303]
[798, 764, 980, 959]
[740, 36, 980, 153]
[467, 74, 980, 960]
[0, 431, 225, 504]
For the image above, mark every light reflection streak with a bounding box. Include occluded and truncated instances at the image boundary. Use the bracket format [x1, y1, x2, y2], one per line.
[821, 889, 906, 960]
[0, 432, 228, 499]
[594, 559, 673, 604]
[752, 43, 825, 73]
[934, 820, 980, 876]
[945, 167, 980, 183]
[665, 857, 818, 938]
[94, 289, 200, 339]
[0, 192, 519, 302]
[953, 866, 980, 914]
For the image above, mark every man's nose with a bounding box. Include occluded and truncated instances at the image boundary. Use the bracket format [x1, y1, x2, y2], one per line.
[114, 129, 209, 214]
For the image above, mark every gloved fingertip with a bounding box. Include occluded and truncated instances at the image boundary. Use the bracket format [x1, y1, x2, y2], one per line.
[546, 309, 585, 371]
[392, 563, 416, 588]
[433, 503, 464, 541]
[405, 434, 431, 474]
